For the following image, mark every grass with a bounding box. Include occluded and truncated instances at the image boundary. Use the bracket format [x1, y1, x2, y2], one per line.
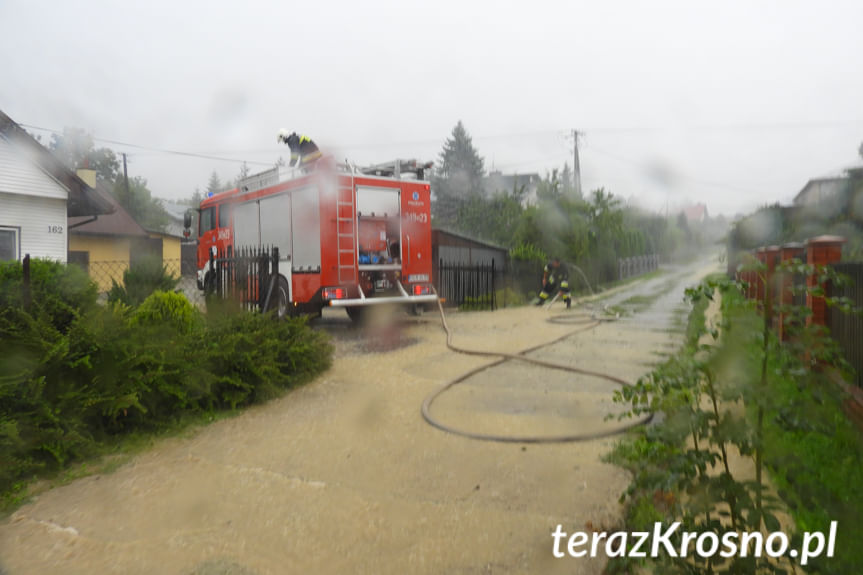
[714, 290, 863, 574]
[1, 399, 254, 517]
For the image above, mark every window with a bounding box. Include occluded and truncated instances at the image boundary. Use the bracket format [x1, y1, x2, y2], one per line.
[0, 227, 19, 261]
[218, 203, 232, 228]
[199, 207, 215, 237]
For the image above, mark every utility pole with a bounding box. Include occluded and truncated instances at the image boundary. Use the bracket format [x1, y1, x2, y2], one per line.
[571, 129, 582, 198]
[122, 152, 132, 214]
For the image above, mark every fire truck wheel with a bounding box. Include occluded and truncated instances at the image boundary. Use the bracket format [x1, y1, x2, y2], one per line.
[346, 306, 365, 324]
[268, 275, 291, 319]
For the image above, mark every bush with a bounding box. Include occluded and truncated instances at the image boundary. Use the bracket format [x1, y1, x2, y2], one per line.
[107, 256, 179, 307]
[0, 258, 97, 332]
[0, 259, 333, 507]
[204, 311, 333, 408]
[509, 242, 547, 263]
[132, 291, 201, 334]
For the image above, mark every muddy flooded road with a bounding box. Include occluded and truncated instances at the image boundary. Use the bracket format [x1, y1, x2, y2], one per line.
[0, 257, 720, 575]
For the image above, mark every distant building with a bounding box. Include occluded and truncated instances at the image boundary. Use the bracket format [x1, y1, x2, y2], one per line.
[158, 199, 194, 239]
[0, 109, 111, 262]
[682, 203, 709, 224]
[69, 173, 185, 291]
[793, 177, 848, 207]
[159, 199, 198, 275]
[68, 174, 151, 291]
[483, 171, 541, 205]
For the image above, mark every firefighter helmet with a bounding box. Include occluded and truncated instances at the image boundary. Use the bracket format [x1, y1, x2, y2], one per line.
[277, 128, 293, 144]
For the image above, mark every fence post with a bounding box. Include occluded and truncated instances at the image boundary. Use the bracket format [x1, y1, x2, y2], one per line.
[22, 253, 31, 309]
[438, 259, 443, 303]
[257, 247, 265, 312]
[491, 259, 496, 311]
[208, 249, 216, 295]
[806, 235, 846, 327]
[765, 246, 780, 328]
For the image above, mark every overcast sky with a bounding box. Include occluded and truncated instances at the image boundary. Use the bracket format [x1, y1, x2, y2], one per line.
[2, 0, 862, 216]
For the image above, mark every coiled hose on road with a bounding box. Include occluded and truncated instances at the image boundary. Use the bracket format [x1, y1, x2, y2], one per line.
[420, 296, 654, 443]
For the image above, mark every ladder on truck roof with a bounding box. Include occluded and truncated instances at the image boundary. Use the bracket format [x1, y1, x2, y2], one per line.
[336, 181, 357, 284]
[359, 159, 433, 180]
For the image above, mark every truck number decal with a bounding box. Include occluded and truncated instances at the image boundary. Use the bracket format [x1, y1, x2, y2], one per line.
[405, 212, 428, 224]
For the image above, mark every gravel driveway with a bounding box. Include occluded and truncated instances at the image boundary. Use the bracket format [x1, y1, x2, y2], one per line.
[0, 258, 720, 575]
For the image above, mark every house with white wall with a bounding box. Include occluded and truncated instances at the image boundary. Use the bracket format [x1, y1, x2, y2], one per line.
[0, 109, 111, 262]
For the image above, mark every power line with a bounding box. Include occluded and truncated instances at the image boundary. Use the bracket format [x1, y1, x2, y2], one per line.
[582, 141, 762, 196]
[19, 123, 274, 166]
[20, 121, 854, 198]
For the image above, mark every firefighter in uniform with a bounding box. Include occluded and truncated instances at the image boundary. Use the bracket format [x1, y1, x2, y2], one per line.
[536, 258, 572, 309]
[277, 130, 322, 168]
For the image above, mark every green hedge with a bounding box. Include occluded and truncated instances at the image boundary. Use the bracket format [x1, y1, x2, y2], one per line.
[0, 259, 332, 507]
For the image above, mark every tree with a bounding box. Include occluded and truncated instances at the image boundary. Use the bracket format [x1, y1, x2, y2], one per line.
[455, 189, 525, 248]
[560, 162, 575, 197]
[436, 120, 485, 188]
[432, 121, 486, 229]
[206, 171, 224, 196]
[237, 161, 250, 182]
[48, 127, 120, 183]
[112, 176, 170, 232]
[536, 169, 562, 202]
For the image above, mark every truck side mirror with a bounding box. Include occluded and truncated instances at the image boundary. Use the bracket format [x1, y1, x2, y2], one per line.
[183, 210, 192, 230]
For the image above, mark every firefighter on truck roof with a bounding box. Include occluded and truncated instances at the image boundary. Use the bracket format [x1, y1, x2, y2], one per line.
[535, 257, 572, 309]
[277, 129, 322, 168]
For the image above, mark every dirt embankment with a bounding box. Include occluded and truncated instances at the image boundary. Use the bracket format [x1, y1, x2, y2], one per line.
[0, 260, 719, 575]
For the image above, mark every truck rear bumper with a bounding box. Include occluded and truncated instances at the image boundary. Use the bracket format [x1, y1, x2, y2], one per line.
[327, 281, 437, 307]
[328, 294, 438, 307]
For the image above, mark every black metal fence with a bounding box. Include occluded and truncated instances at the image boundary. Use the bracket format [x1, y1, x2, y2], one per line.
[441, 256, 660, 312]
[438, 259, 497, 310]
[208, 246, 280, 313]
[828, 262, 863, 387]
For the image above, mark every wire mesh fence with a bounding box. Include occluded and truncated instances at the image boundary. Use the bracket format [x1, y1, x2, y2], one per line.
[82, 258, 206, 308]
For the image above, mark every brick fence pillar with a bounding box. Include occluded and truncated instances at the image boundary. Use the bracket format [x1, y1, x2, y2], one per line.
[778, 242, 805, 341]
[755, 247, 767, 304]
[765, 245, 780, 325]
[806, 235, 846, 327]
[741, 251, 757, 299]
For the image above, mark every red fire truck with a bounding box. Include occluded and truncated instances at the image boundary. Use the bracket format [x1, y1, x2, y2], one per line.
[187, 157, 437, 320]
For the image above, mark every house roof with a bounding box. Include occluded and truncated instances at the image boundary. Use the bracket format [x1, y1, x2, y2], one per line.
[792, 177, 848, 204]
[156, 199, 192, 238]
[68, 180, 149, 237]
[483, 171, 540, 194]
[0, 109, 113, 217]
[683, 203, 707, 222]
[159, 199, 192, 221]
[432, 227, 508, 252]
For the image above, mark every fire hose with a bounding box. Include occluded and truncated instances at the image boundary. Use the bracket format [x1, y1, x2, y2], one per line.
[420, 296, 654, 443]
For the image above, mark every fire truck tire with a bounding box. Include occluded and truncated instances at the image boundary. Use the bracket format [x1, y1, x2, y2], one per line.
[203, 272, 215, 293]
[346, 306, 365, 323]
[268, 275, 291, 319]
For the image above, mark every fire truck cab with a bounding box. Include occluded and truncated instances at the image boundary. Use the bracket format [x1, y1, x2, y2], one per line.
[191, 157, 437, 320]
